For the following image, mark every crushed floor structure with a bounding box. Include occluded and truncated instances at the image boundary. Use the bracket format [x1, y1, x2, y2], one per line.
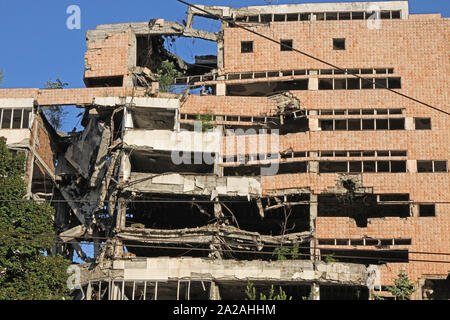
[0, 1, 449, 300]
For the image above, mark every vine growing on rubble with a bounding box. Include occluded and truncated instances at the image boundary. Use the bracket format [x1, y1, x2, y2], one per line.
[0, 138, 72, 300]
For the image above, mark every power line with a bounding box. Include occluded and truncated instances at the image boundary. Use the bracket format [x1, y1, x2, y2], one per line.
[1, 199, 449, 204]
[176, 0, 450, 116]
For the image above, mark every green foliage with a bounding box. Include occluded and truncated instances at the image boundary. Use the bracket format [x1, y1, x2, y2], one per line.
[302, 288, 314, 300]
[273, 243, 300, 260]
[0, 137, 71, 300]
[42, 78, 69, 131]
[157, 60, 182, 92]
[386, 270, 416, 300]
[195, 114, 215, 132]
[0, 69, 4, 85]
[245, 281, 292, 300]
[372, 293, 385, 300]
[324, 253, 338, 263]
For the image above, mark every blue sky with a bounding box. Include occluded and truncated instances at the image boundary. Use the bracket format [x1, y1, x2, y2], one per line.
[0, 0, 448, 132]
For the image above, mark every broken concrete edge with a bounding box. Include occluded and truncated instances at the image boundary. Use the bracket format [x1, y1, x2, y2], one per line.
[75, 257, 370, 287]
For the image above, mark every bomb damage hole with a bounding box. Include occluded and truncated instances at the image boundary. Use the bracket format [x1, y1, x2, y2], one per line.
[130, 150, 215, 174]
[318, 194, 410, 227]
[126, 195, 214, 230]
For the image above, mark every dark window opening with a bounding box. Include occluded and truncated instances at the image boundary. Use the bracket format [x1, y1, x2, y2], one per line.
[434, 161, 448, 172]
[319, 79, 333, 90]
[391, 11, 401, 19]
[388, 77, 401, 89]
[362, 119, 375, 130]
[326, 12, 338, 20]
[334, 79, 346, 89]
[349, 161, 362, 172]
[320, 249, 409, 264]
[248, 15, 259, 22]
[389, 118, 405, 130]
[241, 41, 253, 53]
[320, 285, 369, 301]
[361, 78, 374, 89]
[1, 109, 12, 128]
[419, 204, 435, 217]
[280, 39, 293, 51]
[363, 161, 376, 172]
[287, 13, 299, 21]
[339, 12, 351, 20]
[347, 78, 360, 89]
[391, 161, 407, 172]
[261, 14, 273, 23]
[319, 161, 347, 173]
[377, 161, 390, 172]
[352, 12, 364, 20]
[417, 161, 433, 172]
[335, 119, 347, 130]
[375, 78, 387, 89]
[300, 13, 310, 21]
[320, 120, 334, 131]
[380, 11, 391, 19]
[274, 14, 286, 22]
[415, 118, 431, 130]
[226, 79, 308, 96]
[348, 119, 361, 131]
[376, 119, 388, 130]
[379, 194, 410, 202]
[333, 38, 346, 50]
[85, 76, 123, 88]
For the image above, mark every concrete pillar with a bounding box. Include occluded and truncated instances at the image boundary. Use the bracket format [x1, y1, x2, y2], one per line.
[405, 117, 414, 130]
[308, 77, 319, 90]
[407, 160, 417, 173]
[310, 194, 318, 261]
[209, 281, 222, 300]
[116, 197, 127, 231]
[309, 161, 319, 174]
[312, 283, 320, 300]
[309, 118, 319, 131]
[216, 83, 226, 96]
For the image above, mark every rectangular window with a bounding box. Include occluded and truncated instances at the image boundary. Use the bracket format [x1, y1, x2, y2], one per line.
[241, 41, 253, 53]
[320, 120, 333, 131]
[1, 109, 12, 128]
[391, 161, 406, 172]
[334, 119, 347, 130]
[348, 119, 361, 131]
[349, 161, 362, 172]
[377, 161, 390, 172]
[388, 77, 401, 89]
[347, 78, 360, 89]
[419, 204, 435, 217]
[389, 118, 405, 130]
[326, 12, 338, 20]
[415, 118, 431, 130]
[363, 161, 376, 172]
[319, 79, 333, 90]
[334, 79, 346, 89]
[362, 119, 375, 130]
[376, 119, 388, 130]
[333, 38, 346, 50]
[417, 161, 433, 172]
[280, 39, 293, 51]
[12, 109, 22, 129]
[434, 161, 447, 172]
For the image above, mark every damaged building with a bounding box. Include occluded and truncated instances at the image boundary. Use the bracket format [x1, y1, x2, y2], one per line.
[0, 1, 449, 300]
